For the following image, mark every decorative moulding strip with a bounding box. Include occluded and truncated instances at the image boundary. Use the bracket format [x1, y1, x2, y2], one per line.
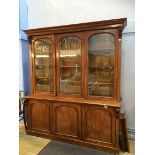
[23, 18, 127, 36]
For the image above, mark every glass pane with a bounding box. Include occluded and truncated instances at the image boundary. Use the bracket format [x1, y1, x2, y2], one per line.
[88, 33, 115, 97]
[34, 38, 54, 92]
[59, 36, 81, 94]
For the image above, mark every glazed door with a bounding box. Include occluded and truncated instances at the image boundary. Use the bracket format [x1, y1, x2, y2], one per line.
[85, 30, 119, 100]
[53, 102, 81, 140]
[56, 32, 84, 97]
[31, 35, 56, 96]
[82, 105, 116, 147]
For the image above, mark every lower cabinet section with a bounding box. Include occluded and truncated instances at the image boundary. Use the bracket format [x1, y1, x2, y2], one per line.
[25, 98, 119, 153]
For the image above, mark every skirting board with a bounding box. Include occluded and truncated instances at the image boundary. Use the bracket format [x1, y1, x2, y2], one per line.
[128, 128, 135, 141]
[19, 123, 135, 141]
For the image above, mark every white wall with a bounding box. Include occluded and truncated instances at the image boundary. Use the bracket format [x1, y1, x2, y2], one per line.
[26, 0, 135, 135]
[27, 0, 134, 30]
[121, 32, 135, 138]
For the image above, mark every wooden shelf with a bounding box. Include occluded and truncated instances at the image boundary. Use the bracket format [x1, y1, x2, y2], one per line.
[89, 48, 114, 51]
[35, 56, 49, 58]
[36, 77, 53, 79]
[35, 65, 53, 69]
[35, 64, 53, 66]
[61, 66, 80, 68]
[98, 82, 113, 84]
[89, 65, 114, 68]
[89, 81, 113, 85]
[36, 83, 50, 85]
[60, 80, 80, 83]
[89, 49, 115, 56]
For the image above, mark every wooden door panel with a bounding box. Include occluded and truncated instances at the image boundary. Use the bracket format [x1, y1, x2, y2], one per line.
[102, 111, 112, 142]
[82, 105, 116, 146]
[53, 102, 81, 139]
[28, 99, 50, 133]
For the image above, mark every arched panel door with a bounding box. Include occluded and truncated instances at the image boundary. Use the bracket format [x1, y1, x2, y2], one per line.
[85, 30, 118, 99]
[32, 35, 56, 96]
[53, 102, 81, 140]
[56, 33, 84, 97]
[82, 105, 116, 147]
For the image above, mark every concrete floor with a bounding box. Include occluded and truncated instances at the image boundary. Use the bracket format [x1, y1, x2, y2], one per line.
[19, 124, 135, 155]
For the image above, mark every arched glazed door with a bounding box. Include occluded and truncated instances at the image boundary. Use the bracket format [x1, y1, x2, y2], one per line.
[85, 30, 118, 99]
[32, 35, 56, 96]
[56, 33, 84, 97]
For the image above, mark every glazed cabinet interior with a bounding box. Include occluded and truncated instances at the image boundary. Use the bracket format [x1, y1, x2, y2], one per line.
[24, 18, 127, 154]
